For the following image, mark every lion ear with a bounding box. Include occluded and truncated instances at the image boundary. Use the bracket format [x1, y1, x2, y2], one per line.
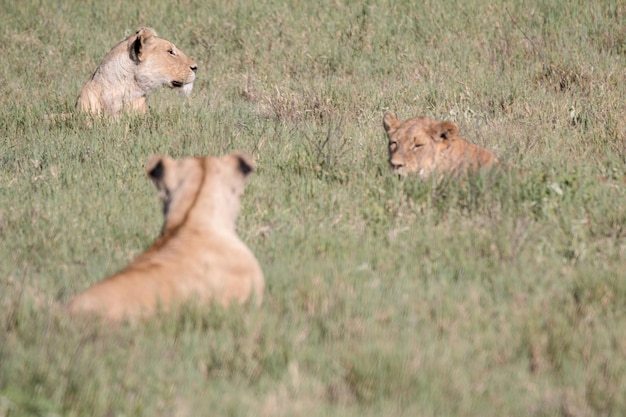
[383, 112, 400, 135]
[130, 28, 157, 63]
[232, 152, 255, 177]
[432, 121, 458, 141]
[146, 155, 166, 183]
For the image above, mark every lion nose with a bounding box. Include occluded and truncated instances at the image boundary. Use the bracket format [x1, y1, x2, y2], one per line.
[390, 160, 404, 170]
[190, 65, 198, 73]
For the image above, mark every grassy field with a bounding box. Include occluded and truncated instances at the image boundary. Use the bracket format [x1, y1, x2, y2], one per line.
[2, 0, 626, 415]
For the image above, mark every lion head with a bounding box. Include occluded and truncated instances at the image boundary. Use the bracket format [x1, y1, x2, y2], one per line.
[130, 28, 198, 95]
[383, 112, 499, 177]
[146, 151, 255, 236]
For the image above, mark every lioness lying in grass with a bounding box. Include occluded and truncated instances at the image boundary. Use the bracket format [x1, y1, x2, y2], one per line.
[383, 112, 499, 177]
[67, 152, 264, 322]
[76, 27, 197, 116]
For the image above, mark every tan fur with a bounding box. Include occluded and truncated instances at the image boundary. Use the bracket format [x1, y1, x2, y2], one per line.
[66, 152, 264, 322]
[76, 28, 197, 116]
[383, 112, 499, 178]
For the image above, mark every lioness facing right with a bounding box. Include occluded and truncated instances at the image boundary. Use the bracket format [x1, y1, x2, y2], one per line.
[67, 152, 264, 322]
[76, 27, 197, 116]
[383, 112, 499, 177]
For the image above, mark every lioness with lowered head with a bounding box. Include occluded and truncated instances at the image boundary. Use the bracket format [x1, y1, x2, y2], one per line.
[76, 27, 197, 116]
[383, 112, 499, 177]
[67, 152, 264, 322]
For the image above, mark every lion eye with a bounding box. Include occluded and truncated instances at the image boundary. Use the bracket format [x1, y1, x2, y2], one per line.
[168, 49, 177, 56]
[389, 142, 398, 151]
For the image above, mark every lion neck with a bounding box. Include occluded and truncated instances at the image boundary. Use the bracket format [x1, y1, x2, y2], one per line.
[160, 187, 242, 243]
[91, 46, 146, 105]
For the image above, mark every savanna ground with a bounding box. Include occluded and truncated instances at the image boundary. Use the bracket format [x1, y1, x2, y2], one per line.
[1, 0, 626, 416]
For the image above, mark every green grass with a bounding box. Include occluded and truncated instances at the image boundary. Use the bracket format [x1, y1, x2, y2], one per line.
[2, 0, 626, 415]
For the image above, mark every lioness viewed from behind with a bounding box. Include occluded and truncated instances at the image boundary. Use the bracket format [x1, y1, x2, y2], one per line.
[76, 27, 197, 116]
[383, 112, 499, 177]
[67, 152, 264, 322]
